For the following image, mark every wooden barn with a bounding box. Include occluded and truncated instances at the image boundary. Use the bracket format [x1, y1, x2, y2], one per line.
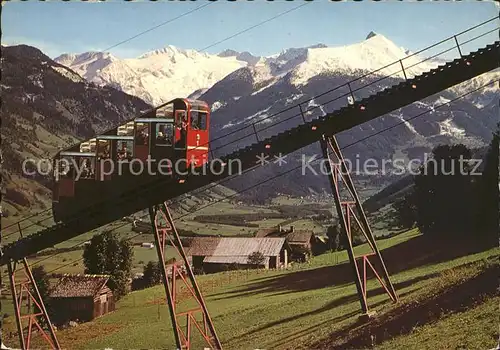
[255, 225, 316, 261]
[49, 274, 115, 325]
[186, 237, 289, 273]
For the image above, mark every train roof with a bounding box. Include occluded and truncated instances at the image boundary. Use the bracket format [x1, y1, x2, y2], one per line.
[55, 98, 210, 157]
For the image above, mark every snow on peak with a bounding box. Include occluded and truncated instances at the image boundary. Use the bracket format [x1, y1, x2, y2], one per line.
[291, 33, 439, 86]
[54, 33, 448, 106]
[138, 45, 208, 60]
[56, 46, 248, 105]
[55, 51, 117, 67]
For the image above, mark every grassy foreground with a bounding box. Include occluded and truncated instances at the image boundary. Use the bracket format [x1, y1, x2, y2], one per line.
[2, 229, 498, 349]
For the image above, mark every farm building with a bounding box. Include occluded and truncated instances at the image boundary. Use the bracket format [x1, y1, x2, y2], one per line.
[186, 237, 290, 273]
[49, 274, 115, 325]
[255, 225, 316, 261]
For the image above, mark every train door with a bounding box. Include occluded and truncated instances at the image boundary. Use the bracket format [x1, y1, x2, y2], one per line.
[55, 153, 76, 198]
[187, 109, 209, 167]
[95, 139, 112, 181]
[134, 122, 150, 162]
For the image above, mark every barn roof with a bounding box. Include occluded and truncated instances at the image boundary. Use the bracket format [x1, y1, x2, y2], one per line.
[212, 238, 286, 257]
[50, 274, 110, 298]
[287, 230, 314, 243]
[255, 227, 314, 243]
[254, 228, 281, 238]
[187, 237, 286, 258]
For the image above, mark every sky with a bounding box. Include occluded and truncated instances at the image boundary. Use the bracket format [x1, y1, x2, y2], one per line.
[2, 0, 499, 60]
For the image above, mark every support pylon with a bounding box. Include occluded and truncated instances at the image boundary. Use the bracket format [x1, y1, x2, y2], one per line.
[7, 258, 60, 350]
[149, 202, 222, 350]
[320, 134, 398, 317]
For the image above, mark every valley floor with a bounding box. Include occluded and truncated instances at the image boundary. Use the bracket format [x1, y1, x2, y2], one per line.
[2, 229, 498, 349]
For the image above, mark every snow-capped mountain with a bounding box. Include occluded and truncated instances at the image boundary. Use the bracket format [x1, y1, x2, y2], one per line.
[55, 46, 248, 105]
[54, 32, 440, 106]
[52, 32, 498, 200]
[194, 35, 498, 200]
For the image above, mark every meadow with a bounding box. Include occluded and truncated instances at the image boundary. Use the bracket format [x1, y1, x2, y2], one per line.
[3, 228, 498, 349]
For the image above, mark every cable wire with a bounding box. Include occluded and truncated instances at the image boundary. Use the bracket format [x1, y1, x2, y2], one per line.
[2, 34, 496, 241]
[28, 78, 498, 274]
[101, 2, 214, 53]
[2, 0, 319, 233]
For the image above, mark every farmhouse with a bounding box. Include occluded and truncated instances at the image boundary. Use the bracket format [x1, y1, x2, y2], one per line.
[187, 237, 289, 273]
[255, 225, 316, 261]
[49, 274, 115, 325]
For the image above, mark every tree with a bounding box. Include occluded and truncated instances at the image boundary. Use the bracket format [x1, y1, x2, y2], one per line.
[83, 231, 133, 300]
[108, 270, 129, 299]
[32, 265, 50, 305]
[326, 225, 340, 251]
[247, 251, 265, 266]
[327, 223, 365, 251]
[476, 126, 499, 239]
[393, 191, 417, 229]
[142, 261, 162, 287]
[413, 144, 476, 236]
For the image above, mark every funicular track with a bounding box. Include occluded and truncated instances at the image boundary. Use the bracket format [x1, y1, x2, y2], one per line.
[1, 37, 499, 266]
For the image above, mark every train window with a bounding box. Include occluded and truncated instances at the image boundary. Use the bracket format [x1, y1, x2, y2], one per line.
[190, 111, 207, 130]
[117, 140, 134, 160]
[135, 123, 149, 146]
[175, 111, 187, 149]
[89, 139, 97, 153]
[57, 156, 75, 179]
[118, 122, 134, 136]
[80, 142, 91, 153]
[175, 110, 187, 128]
[79, 157, 95, 179]
[155, 123, 173, 146]
[157, 103, 174, 119]
[97, 140, 111, 160]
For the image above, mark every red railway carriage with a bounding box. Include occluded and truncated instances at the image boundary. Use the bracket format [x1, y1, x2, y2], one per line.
[52, 98, 211, 223]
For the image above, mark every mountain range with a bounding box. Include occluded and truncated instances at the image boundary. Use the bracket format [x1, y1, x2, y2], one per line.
[2, 32, 498, 210]
[53, 32, 455, 106]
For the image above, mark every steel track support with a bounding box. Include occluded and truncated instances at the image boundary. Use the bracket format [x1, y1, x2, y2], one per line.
[149, 202, 222, 350]
[320, 134, 398, 318]
[7, 258, 60, 350]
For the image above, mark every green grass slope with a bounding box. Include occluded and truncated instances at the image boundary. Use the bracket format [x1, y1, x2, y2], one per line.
[2, 229, 498, 349]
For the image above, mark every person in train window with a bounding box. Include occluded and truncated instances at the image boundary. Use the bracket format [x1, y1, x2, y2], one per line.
[62, 161, 74, 178]
[81, 159, 90, 178]
[60, 162, 69, 176]
[136, 131, 145, 145]
[164, 124, 173, 145]
[87, 159, 95, 177]
[99, 144, 110, 160]
[156, 131, 167, 145]
[141, 130, 149, 145]
[117, 142, 127, 160]
[191, 111, 200, 130]
[179, 113, 188, 148]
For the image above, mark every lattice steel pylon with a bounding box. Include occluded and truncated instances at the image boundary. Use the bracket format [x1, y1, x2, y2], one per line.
[6, 257, 61, 349]
[149, 202, 222, 350]
[320, 134, 398, 316]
